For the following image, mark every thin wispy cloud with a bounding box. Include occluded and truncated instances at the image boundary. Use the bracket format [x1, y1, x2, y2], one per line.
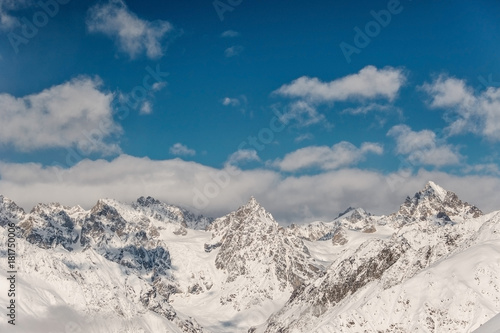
[169, 143, 196, 156]
[224, 45, 244, 57]
[221, 30, 240, 38]
[222, 97, 240, 106]
[275, 101, 329, 128]
[0, 0, 33, 30]
[294, 134, 314, 143]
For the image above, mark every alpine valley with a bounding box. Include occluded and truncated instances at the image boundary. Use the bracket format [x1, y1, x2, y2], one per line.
[1, 181, 499, 333]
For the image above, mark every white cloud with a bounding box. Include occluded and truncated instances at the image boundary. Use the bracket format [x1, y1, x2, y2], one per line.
[387, 125, 461, 167]
[422, 75, 500, 141]
[462, 163, 500, 176]
[294, 133, 314, 143]
[422, 76, 475, 108]
[221, 30, 239, 37]
[169, 143, 196, 156]
[152, 81, 167, 91]
[342, 103, 396, 115]
[221, 95, 249, 114]
[139, 101, 152, 115]
[275, 66, 406, 103]
[224, 45, 243, 57]
[0, 76, 121, 154]
[273, 141, 383, 172]
[87, 0, 173, 59]
[275, 101, 329, 128]
[222, 97, 240, 106]
[1, 156, 499, 224]
[226, 149, 260, 166]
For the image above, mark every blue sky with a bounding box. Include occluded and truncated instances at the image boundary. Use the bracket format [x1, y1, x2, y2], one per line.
[0, 0, 500, 223]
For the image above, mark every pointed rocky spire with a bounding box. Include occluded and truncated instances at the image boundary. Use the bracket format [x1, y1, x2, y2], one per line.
[423, 181, 448, 201]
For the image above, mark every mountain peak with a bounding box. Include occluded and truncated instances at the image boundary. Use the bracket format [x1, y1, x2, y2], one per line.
[424, 181, 448, 201]
[393, 181, 483, 224]
[337, 207, 370, 219]
[136, 196, 161, 206]
[244, 196, 260, 208]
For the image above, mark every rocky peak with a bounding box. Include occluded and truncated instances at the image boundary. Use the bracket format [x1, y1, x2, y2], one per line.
[208, 197, 276, 237]
[136, 196, 162, 206]
[392, 181, 483, 226]
[423, 181, 448, 201]
[206, 198, 321, 310]
[0, 195, 25, 227]
[132, 196, 213, 230]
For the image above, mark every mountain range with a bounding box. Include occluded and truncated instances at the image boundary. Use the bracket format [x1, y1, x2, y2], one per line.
[0, 181, 499, 332]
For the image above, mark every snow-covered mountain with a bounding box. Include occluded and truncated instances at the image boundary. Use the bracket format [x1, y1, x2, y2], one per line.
[0, 181, 499, 332]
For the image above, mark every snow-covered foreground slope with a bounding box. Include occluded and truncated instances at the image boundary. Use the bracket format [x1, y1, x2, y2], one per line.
[0, 228, 204, 333]
[0, 181, 499, 332]
[261, 184, 500, 333]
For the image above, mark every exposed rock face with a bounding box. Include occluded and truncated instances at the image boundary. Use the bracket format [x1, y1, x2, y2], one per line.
[0, 194, 25, 227]
[331, 228, 348, 245]
[18, 203, 82, 251]
[262, 183, 495, 333]
[390, 181, 483, 226]
[288, 207, 377, 243]
[0, 195, 213, 333]
[0, 181, 498, 333]
[133, 196, 213, 230]
[207, 197, 322, 309]
[80, 199, 173, 278]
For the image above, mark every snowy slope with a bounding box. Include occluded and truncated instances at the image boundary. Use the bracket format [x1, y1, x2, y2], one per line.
[262, 191, 499, 333]
[474, 313, 500, 333]
[0, 181, 499, 332]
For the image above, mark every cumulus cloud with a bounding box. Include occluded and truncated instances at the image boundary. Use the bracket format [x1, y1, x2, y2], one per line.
[1, 156, 499, 224]
[273, 141, 383, 172]
[0, 76, 121, 154]
[87, 0, 173, 59]
[169, 143, 196, 156]
[275, 66, 406, 103]
[387, 125, 461, 167]
[422, 75, 500, 141]
[226, 149, 260, 166]
[221, 30, 239, 37]
[224, 45, 243, 57]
